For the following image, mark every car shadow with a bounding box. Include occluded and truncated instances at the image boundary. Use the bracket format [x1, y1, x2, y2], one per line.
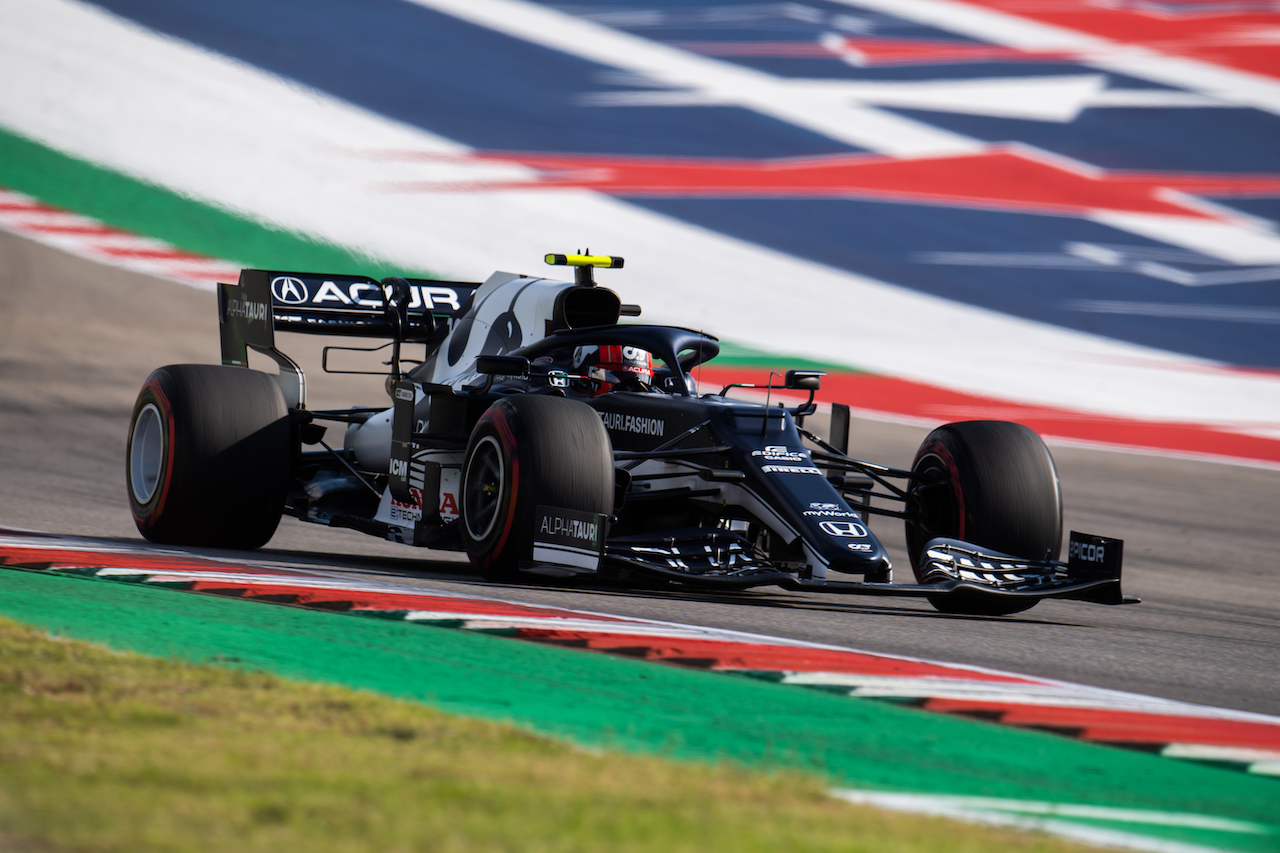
[79, 534, 1087, 627]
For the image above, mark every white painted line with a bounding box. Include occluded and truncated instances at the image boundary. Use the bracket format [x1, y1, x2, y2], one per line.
[1086, 90, 1229, 109]
[61, 567, 646, 622]
[833, 790, 1271, 853]
[405, 613, 779, 639]
[1162, 744, 1280, 764]
[837, 791, 1271, 834]
[779, 672, 1226, 714]
[1087, 213, 1280, 266]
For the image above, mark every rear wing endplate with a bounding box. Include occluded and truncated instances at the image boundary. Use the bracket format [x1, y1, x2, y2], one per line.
[217, 272, 306, 409]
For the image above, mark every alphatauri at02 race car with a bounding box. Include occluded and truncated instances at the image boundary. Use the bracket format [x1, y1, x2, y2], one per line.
[126, 254, 1134, 616]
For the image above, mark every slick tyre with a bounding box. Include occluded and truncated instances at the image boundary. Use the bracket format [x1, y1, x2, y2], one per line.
[460, 395, 614, 582]
[905, 420, 1062, 616]
[127, 364, 291, 549]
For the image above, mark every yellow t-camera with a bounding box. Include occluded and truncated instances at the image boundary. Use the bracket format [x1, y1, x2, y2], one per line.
[545, 253, 624, 269]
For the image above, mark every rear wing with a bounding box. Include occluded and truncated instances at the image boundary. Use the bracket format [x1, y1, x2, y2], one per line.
[217, 268, 479, 408]
[224, 268, 478, 339]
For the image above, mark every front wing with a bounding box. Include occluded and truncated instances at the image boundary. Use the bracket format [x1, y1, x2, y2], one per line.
[523, 525, 1135, 606]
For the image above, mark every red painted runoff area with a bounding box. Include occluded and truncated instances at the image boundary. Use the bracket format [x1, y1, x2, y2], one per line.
[432, 149, 1280, 221]
[957, 0, 1280, 81]
[178, 580, 636, 623]
[517, 629, 1037, 684]
[927, 698, 1280, 751]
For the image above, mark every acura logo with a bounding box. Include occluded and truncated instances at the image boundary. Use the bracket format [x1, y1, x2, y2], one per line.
[820, 520, 868, 538]
[271, 275, 309, 305]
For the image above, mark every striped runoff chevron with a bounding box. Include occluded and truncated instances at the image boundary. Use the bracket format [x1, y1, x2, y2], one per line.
[0, 187, 237, 290]
[3, 529, 1277, 779]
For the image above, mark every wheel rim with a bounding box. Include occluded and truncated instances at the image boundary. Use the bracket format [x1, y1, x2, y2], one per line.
[463, 434, 505, 541]
[130, 403, 165, 504]
[906, 452, 958, 563]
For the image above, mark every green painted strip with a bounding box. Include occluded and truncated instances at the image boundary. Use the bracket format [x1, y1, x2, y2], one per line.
[0, 568, 1274, 852]
[712, 339, 858, 371]
[0, 124, 437, 280]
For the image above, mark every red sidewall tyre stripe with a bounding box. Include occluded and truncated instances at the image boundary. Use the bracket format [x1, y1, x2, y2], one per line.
[130, 377, 178, 528]
[469, 405, 521, 573]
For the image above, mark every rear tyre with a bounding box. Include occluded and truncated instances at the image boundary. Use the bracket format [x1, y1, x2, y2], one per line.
[127, 364, 291, 549]
[905, 420, 1062, 616]
[460, 395, 614, 582]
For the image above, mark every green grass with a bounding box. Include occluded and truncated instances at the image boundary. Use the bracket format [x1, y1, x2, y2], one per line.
[0, 617, 1108, 853]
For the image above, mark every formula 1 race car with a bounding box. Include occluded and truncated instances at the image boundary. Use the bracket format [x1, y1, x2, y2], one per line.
[126, 253, 1135, 616]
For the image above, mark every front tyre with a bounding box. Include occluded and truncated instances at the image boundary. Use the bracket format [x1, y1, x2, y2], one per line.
[905, 420, 1062, 616]
[460, 395, 614, 582]
[127, 364, 291, 549]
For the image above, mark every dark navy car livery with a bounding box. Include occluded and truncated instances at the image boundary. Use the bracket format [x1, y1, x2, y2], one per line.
[125, 253, 1134, 616]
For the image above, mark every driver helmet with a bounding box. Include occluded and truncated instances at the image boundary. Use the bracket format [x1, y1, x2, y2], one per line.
[572, 345, 655, 396]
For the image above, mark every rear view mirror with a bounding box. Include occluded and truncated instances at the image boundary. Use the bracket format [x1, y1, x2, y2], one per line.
[784, 370, 825, 391]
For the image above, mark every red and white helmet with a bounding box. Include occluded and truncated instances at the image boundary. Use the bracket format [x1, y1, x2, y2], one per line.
[572, 345, 655, 395]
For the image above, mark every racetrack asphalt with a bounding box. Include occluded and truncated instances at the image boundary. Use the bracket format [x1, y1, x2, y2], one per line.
[2, 228, 1278, 716]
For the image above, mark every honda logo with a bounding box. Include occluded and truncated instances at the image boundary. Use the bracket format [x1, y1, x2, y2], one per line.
[271, 275, 309, 305]
[819, 520, 868, 538]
